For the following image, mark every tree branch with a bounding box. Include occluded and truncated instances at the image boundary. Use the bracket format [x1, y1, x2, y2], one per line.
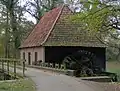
[21, 7, 39, 20]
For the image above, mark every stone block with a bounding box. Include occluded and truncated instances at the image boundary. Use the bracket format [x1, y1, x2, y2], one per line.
[44, 63, 49, 67]
[65, 70, 75, 76]
[50, 63, 53, 68]
[55, 64, 59, 69]
[60, 64, 66, 70]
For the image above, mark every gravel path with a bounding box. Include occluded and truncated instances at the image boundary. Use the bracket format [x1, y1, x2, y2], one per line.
[24, 67, 105, 91]
[3, 66, 120, 91]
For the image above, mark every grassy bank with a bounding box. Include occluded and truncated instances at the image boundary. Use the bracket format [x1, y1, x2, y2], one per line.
[0, 78, 36, 91]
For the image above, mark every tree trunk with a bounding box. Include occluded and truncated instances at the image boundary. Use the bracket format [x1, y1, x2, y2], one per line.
[36, 0, 41, 23]
[9, 0, 20, 58]
[5, 9, 9, 58]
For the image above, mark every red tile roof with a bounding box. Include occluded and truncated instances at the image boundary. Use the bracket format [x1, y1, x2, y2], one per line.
[20, 5, 64, 48]
[43, 6, 106, 47]
[20, 5, 106, 48]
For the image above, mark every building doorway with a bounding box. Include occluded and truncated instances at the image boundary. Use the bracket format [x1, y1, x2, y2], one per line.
[28, 52, 31, 65]
[35, 52, 38, 64]
[23, 52, 25, 60]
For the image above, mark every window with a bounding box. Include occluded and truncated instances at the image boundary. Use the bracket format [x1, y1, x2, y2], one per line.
[23, 52, 25, 59]
[28, 52, 31, 65]
[35, 52, 38, 62]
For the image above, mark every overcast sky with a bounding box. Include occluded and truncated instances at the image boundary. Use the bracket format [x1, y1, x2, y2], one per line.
[19, 0, 36, 23]
[19, 0, 76, 24]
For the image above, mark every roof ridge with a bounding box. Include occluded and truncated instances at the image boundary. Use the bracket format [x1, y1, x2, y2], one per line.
[41, 5, 65, 45]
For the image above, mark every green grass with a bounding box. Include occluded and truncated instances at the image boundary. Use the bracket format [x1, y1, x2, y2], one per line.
[107, 61, 120, 73]
[0, 78, 36, 91]
[107, 61, 120, 81]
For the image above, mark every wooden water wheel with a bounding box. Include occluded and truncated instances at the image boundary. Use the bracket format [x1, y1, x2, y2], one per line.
[63, 50, 102, 76]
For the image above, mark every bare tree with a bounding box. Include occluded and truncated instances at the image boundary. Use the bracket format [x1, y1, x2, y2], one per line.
[21, 0, 64, 23]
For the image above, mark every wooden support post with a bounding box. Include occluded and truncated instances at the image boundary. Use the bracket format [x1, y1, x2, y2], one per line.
[14, 61, 16, 79]
[2, 59, 5, 80]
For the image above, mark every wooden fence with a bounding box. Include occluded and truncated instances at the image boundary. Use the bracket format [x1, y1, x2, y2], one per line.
[0, 58, 26, 79]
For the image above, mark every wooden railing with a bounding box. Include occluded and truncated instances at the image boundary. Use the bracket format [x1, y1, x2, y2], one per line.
[0, 58, 26, 79]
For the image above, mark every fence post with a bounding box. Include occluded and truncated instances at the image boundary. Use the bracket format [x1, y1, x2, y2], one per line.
[2, 59, 5, 80]
[2, 59, 3, 72]
[7, 60, 9, 75]
[14, 61, 16, 79]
